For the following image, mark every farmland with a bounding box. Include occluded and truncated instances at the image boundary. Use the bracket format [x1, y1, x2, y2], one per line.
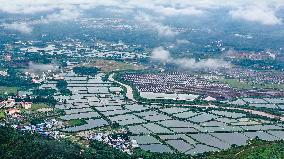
[1, 4, 284, 158]
[83, 59, 145, 73]
[0, 86, 18, 95]
[0, 110, 5, 119]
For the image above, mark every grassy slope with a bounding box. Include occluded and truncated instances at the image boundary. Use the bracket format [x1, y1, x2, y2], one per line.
[0, 126, 283, 159]
[30, 103, 50, 111]
[0, 126, 93, 159]
[205, 139, 284, 159]
[88, 59, 145, 73]
[218, 79, 284, 90]
[0, 110, 5, 119]
[0, 126, 130, 159]
[0, 86, 18, 95]
[67, 119, 87, 127]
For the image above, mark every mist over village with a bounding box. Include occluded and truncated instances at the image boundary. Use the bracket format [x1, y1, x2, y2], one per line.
[0, 1, 284, 158]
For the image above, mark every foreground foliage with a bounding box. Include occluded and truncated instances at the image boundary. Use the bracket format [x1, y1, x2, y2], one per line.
[0, 126, 132, 159]
[0, 126, 283, 159]
[204, 139, 284, 159]
[0, 127, 93, 159]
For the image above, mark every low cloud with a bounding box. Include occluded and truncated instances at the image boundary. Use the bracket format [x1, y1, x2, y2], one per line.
[176, 39, 191, 45]
[155, 6, 203, 16]
[1, 7, 81, 33]
[0, 0, 283, 27]
[45, 8, 81, 22]
[28, 62, 58, 73]
[105, 8, 133, 14]
[175, 58, 230, 70]
[135, 13, 178, 37]
[0, 2, 56, 14]
[2, 22, 33, 34]
[151, 47, 171, 62]
[154, 24, 178, 37]
[230, 5, 282, 25]
[151, 47, 231, 70]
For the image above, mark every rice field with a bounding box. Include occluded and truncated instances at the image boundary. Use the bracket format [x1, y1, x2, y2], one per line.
[49, 71, 284, 155]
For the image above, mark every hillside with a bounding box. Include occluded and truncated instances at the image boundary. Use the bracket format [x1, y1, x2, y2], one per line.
[0, 126, 283, 159]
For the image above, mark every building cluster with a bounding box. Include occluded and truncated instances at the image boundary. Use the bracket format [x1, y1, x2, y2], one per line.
[0, 98, 32, 111]
[0, 70, 8, 76]
[11, 119, 64, 139]
[224, 67, 284, 85]
[123, 72, 236, 100]
[124, 71, 284, 100]
[89, 132, 139, 154]
[15, 38, 148, 60]
[225, 50, 279, 61]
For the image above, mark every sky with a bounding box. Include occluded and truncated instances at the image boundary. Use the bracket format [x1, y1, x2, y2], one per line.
[1, 0, 283, 70]
[0, 0, 283, 36]
[0, 0, 283, 26]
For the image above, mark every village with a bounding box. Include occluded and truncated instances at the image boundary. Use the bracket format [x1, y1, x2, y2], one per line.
[0, 33, 284, 156]
[1, 61, 284, 155]
[122, 72, 284, 101]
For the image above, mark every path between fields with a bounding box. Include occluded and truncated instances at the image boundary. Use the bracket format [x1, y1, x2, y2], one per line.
[109, 73, 137, 102]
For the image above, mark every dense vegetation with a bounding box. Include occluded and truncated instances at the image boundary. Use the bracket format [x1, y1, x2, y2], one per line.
[24, 53, 52, 64]
[0, 126, 188, 159]
[0, 126, 130, 159]
[33, 89, 56, 97]
[1, 126, 283, 159]
[56, 80, 72, 96]
[232, 59, 284, 71]
[0, 74, 36, 89]
[73, 66, 100, 76]
[0, 126, 94, 159]
[204, 139, 284, 159]
[0, 68, 37, 99]
[0, 86, 18, 98]
[67, 119, 87, 127]
[15, 96, 57, 106]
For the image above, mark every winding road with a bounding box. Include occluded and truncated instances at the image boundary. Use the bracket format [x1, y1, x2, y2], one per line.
[109, 73, 137, 102]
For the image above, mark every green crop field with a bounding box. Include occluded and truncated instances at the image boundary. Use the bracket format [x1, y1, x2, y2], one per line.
[0, 86, 18, 95]
[30, 103, 50, 111]
[0, 110, 5, 119]
[67, 119, 87, 127]
[218, 79, 284, 90]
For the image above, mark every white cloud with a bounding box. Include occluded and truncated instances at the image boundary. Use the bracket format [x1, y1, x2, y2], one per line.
[135, 13, 178, 37]
[155, 24, 178, 37]
[155, 6, 203, 16]
[230, 6, 282, 25]
[1, 7, 81, 33]
[2, 22, 33, 34]
[0, 0, 67, 14]
[151, 47, 171, 62]
[28, 62, 58, 73]
[151, 47, 231, 70]
[176, 39, 190, 44]
[175, 58, 231, 70]
[104, 8, 133, 14]
[0, 0, 283, 26]
[45, 9, 81, 22]
[0, 0, 283, 15]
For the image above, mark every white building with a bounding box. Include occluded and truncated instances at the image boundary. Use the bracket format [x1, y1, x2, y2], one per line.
[21, 102, 32, 109]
